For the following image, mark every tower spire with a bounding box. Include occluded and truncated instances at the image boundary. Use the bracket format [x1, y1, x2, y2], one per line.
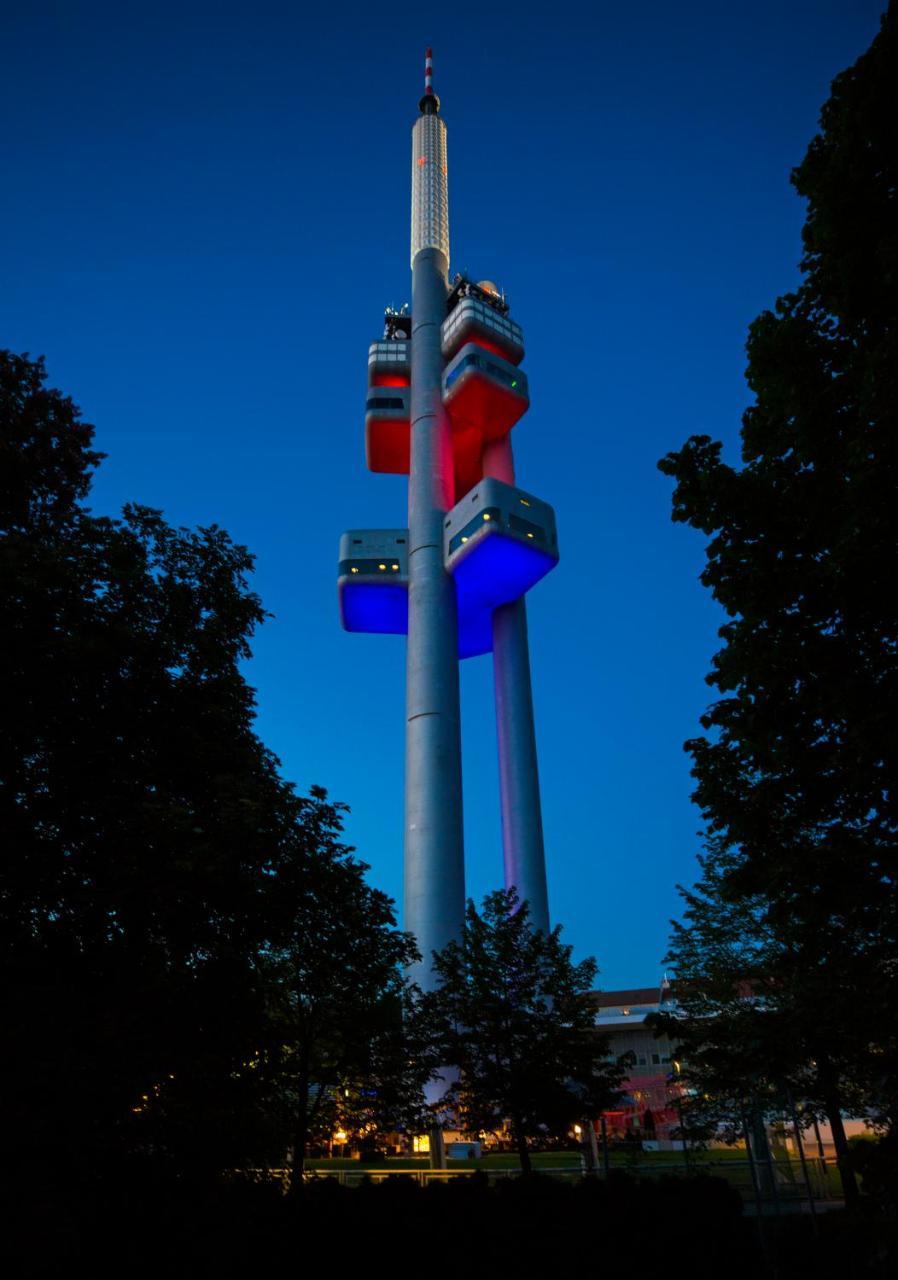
[420, 45, 440, 114]
[411, 49, 449, 266]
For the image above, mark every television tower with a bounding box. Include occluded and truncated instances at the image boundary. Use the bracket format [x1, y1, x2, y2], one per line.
[338, 51, 558, 988]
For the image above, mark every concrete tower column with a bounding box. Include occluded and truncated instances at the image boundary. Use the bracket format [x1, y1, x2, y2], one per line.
[483, 437, 550, 934]
[404, 81, 465, 992]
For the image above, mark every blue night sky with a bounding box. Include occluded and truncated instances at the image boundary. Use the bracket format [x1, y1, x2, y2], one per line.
[1, 1, 885, 989]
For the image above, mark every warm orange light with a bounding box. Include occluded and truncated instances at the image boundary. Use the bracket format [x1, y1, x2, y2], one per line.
[417, 156, 427, 167]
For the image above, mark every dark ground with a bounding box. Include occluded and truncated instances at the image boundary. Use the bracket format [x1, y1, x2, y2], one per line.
[5, 1169, 898, 1278]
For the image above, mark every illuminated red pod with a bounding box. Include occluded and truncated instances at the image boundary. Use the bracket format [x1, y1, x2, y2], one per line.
[442, 342, 529, 442]
[366, 339, 411, 474]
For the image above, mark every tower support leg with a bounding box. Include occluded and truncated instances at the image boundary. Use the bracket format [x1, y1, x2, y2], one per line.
[404, 246, 466, 991]
[482, 436, 550, 933]
[492, 596, 550, 933]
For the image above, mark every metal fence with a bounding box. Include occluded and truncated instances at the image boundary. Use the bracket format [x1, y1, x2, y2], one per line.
[250, 1156, 838, 1203]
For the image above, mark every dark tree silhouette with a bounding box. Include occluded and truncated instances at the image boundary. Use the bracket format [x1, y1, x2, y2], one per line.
[254, 840, 430, 1185]
[656, 6, 898, 1205]
[423, 889, 625, 1173]
[0, 350, 415, 1184]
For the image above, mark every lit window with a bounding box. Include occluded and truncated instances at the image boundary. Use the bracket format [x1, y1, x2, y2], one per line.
[350, 567, 359, 574]
[510, 514, 543, 543]
[378, 563, 386, 570]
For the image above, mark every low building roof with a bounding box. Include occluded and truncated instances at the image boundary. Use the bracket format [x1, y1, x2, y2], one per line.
[592, 987, 664, 1008]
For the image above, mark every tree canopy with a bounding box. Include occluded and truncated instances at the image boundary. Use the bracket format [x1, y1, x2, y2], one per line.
[254, 831, 429, 1183]
[655, 5, 898, 1203]
[0, 349, 417, 1182]
[423, 889, 625, 1172]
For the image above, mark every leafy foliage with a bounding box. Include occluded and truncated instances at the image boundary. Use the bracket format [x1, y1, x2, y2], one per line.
[424, 889, 625, 1171]
[652, 840, 875, 1145]
[0, 349, 418, 1182]
[655, 7, 898, 1203]
[253, 829, 430, 1181]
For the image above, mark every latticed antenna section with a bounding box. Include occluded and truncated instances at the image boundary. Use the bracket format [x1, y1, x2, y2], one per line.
[411, 113, 449, 265]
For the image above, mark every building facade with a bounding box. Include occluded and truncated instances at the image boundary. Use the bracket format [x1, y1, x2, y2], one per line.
[593, 984, 684, 1144]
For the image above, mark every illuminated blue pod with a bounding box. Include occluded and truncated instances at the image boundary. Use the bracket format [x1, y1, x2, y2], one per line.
[338, 529, 409, 634]
[443, 477, 559, 616]
[338, 527, 495, 659]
